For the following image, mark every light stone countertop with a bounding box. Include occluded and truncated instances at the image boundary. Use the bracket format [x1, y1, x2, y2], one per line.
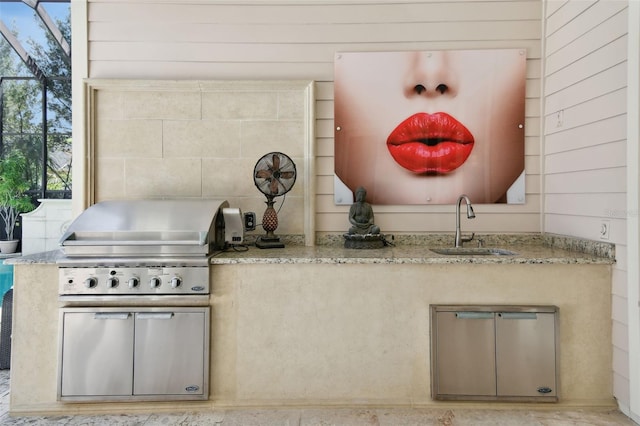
[4, 234, 615, 266]
[3, 249, 66, 265]
[209, 233, 615, 265]
[209, 243, 614, 265]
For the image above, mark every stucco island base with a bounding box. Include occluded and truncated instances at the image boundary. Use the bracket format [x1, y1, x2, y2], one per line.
[10, 262, 612, 415]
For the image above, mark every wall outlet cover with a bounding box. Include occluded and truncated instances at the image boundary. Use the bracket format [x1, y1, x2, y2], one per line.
[600, 220, 610, 240]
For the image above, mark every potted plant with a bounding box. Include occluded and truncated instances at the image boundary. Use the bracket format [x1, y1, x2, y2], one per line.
[0, 152, 35, 254]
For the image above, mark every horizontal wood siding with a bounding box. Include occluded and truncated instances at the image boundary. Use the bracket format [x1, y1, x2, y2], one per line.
[87, 0, 542, 235]
[542, 0, 627, 238]
[542, 0, 628, 410]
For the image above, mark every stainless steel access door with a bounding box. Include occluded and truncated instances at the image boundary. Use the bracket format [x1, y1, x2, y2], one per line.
[496, 312, 557, 397]
[134, 310, 208, 396]
[60, 310, 134, 397]
[434, 311, 496, 396]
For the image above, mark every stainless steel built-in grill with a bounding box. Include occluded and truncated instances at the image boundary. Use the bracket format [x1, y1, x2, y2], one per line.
[58, 199, 229, 298]
[57, 199, 231, 402]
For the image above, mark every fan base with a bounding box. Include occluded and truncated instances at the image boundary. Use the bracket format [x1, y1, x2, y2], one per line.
[256, 236, 285, 249]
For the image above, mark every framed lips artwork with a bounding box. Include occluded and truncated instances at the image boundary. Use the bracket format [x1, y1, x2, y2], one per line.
[334, 49, 527, 205]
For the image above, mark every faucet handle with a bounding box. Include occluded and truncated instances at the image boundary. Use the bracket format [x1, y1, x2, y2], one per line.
[462, 232, 475, 243]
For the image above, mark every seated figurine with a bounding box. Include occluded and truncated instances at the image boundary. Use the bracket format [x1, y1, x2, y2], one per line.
[348, 186, 380, 235]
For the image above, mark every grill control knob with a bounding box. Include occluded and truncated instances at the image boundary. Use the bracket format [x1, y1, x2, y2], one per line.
[170, 276, 182, 289]
[128, 277, 140, 289]
[84, 277, 97, 289]
[107, 277, 119, 288]
[149, 277, 161, 289]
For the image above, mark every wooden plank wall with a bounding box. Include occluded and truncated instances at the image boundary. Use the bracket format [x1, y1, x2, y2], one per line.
[87, 0, 542, 235]
[544, 0, 628, 241]
[542, 0, 629, 407]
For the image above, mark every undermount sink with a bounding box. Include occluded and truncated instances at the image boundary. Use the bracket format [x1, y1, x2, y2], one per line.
[430, 247, 518, 256]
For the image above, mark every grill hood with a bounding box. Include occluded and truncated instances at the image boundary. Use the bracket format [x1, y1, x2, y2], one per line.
[59, 199, 229, 257]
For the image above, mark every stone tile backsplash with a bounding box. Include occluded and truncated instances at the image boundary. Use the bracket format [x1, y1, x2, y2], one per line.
[89, 80, 312, 236]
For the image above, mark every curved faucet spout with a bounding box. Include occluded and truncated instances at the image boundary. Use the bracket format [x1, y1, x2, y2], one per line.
[455, 194, 476, 248]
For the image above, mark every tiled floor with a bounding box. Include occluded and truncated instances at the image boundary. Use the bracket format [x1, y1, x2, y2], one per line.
[0, 370, 636, 425]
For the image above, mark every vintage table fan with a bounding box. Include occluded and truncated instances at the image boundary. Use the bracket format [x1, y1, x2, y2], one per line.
[253, 152, 297, 248]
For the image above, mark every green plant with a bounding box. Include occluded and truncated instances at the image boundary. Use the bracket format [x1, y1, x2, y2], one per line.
[0, 152, 36, 240]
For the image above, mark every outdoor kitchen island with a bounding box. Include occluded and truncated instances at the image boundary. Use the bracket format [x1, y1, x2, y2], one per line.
[6, 236, 615, 415]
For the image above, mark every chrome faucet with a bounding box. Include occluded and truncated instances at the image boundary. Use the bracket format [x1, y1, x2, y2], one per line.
[455, 194, 476, 247]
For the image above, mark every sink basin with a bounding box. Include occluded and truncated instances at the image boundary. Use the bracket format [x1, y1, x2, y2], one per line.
[430, 247, 518, 256]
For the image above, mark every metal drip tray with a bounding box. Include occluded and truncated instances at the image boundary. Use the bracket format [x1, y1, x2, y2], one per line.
[60, 241, 211, 257]
[63, 231, 207, 245]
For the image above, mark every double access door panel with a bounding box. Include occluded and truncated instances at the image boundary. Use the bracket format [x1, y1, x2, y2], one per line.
[431, 305, 558, 402]
[59, 307, 209, 401]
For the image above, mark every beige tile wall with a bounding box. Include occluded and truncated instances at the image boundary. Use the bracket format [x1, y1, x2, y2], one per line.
[87, 80, 314, 239]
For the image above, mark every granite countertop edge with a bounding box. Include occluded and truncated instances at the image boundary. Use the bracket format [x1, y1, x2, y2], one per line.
[4, 234, 616, 266]
[207, 233, 615, 265]
[208, 246, 614, 266]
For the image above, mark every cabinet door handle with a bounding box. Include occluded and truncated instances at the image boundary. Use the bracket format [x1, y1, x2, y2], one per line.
[498, 312, 538, 320]
[94, 312, 130, 320]
[136, 312, 174, 320]
[455, 312, 494, 319]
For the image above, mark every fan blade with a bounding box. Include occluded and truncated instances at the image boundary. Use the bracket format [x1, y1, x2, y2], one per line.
[279, 157, 293, 169]
[273, 178, 288, 194]
[272, 154, 280, 170]
[279, 171, 295, 180]
[270, 178, 279, 194]
[255, 170, 272, 179]
[257, 180, 272, 193]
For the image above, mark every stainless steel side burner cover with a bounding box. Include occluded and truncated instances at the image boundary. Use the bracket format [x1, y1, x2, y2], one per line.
[59, 199, 229, 257]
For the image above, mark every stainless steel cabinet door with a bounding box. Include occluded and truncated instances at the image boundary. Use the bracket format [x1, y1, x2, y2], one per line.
[434, 311, 496, 396]
[133, 309, 208, 396]
[496, 312, 557, 397]
[60, 311, 134, 397]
